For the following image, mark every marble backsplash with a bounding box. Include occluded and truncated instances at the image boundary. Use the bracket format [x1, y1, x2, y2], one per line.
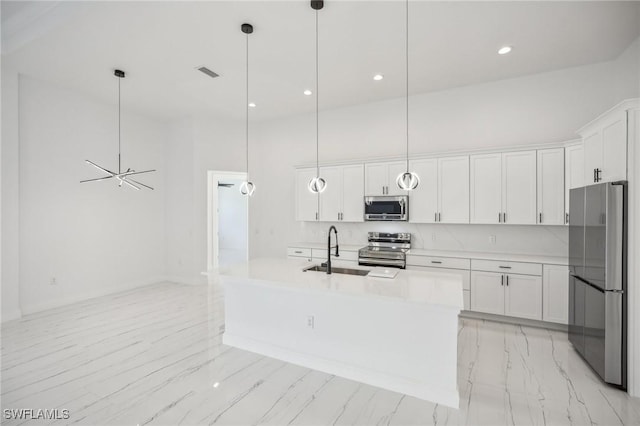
[294, 221, 569, 257]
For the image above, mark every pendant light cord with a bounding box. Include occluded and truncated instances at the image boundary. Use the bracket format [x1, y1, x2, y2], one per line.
[118, 75, 121, 174]
[315, 9, 319, 177]
[405, 0, 409, 173]
[246, 31, 250, 180]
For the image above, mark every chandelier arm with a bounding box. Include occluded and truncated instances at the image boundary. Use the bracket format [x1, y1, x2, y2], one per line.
[85, 160, 115, 175]
[80, 175, 115, 183]
[127, 178, 154, 191]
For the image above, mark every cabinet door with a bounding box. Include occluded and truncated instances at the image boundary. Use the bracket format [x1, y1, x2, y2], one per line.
[295, 168, 319, 221]
[387, 162, 409, 196]
[365, 163, 387, 196]
[565, 144, 584, 224]
[505, 274, 542, 320]
[470, 154, 502, 224]
[341, 164, 364, 222]
[502, 151, 537, 225]
[601, 111, 627, 183]
[439, 156, 469, 223]
[543, 265, 569, 324]
[470, 271, 505, 315]
[319, 166, 342, 222]
[583, 131, 602, 186]
[408, 159, 438, 223]
[537, 148, 565, 225]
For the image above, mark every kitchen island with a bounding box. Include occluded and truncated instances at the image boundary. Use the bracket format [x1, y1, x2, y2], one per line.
[219, 258, 463, 408]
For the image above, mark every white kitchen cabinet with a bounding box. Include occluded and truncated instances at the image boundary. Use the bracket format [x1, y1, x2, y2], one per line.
[470, 153, 502, 224]
[409, 156, 469, 224]
[579, 100, 639, 186]
[319, 164, 364, 222]
[537, 148, 565, 225]
[502, 151, 537, 225]
[470, 151, 536, 225]
[542, 264, 569, 324]
[295, 168, 319, 222]
[408, 159, 438, 223]
[341, 165, 365, 222]
[471, 270, 542, 320]
[365, 161, 406, 196]
[565, 144, 584, 225]
[470, 271, 505, 315]
[504, 274, 543, 320]
[438, 156, 470, 223]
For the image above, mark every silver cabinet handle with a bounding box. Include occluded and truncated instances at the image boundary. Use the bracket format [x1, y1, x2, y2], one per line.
[315, 212, 318, 221]
[596, 169, 602, 182]
[566, 212, 569, 224]
[294, 250, 303, 254]
[438, 213, 441, 222]
[503, 213, 506, 223]
[498, 212, 502, 223]
[501, 275, 504, 286]
[499, 266, 511, 269]
[539, 212, 542, 223]
[431, 260, 442, 264]
[506, 275, 509, 286]
[435, 212, 437, 222]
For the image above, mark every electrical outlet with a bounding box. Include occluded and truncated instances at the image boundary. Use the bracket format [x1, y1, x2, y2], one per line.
[307, 316, 315, 329]
[50, 277, 57, 285]
[489, 235, 496, 244]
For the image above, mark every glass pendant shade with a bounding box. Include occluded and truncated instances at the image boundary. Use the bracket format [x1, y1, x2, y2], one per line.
[308, 176, 326, 194]
[396, 171, 420, 190]
[239, 181, 256, 196]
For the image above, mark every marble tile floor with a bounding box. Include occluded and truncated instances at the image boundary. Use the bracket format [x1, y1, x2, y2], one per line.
[2, 281, 640, 426]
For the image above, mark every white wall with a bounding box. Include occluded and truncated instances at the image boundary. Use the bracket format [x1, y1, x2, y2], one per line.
[250, 44, 639, 259]
[1, 62, 22, 321]
[14, 76, 167, 314]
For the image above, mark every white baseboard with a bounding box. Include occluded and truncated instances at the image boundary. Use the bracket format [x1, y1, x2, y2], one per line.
[20, 276, 167, 315]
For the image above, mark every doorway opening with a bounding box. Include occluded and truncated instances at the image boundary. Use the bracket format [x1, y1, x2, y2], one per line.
[207, 171, 249, 270]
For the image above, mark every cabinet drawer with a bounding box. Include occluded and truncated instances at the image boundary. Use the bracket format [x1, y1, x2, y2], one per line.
[311, 249, 358, 262]
[407, 266, 470, 290]
[407, 255, 470, 270]
[287, 247, 312, 258]
[471, 259, 542, 276]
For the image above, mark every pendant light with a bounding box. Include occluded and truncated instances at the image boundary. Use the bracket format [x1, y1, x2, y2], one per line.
[80, 70, 156, 190]
[240, 23, 256, 196]
[396, 0, 420, 191]
[308, 0, 326, 194]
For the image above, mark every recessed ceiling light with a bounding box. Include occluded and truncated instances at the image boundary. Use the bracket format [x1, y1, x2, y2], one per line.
[248, 102, 256, 108]
[303, 89, 312, 96]
[498, 46, 512, 55]
[373, 74, 384, 81]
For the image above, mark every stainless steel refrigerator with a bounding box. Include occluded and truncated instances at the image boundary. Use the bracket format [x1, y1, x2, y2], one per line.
[569, 182, 627, 388]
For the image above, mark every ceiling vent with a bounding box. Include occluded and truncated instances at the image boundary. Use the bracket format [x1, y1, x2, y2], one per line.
[197, 66, 219, 79]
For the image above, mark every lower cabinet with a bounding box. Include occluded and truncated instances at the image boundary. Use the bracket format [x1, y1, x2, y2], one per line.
[470, 271, 542, 320]
[406, 265, 470, 310]
[542, 264, 569, 324]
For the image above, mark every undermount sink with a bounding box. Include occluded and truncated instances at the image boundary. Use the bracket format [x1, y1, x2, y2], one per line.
[303, 265, 370, 276]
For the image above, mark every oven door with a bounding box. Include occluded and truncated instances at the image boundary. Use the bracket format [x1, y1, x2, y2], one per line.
[364, 196, 408, 221]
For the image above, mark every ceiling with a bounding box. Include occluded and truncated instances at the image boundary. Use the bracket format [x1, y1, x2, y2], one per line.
[2, 1, 640, 121]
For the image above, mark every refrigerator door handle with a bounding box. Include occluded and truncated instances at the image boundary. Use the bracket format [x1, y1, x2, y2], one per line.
[605, 183, 625, 292]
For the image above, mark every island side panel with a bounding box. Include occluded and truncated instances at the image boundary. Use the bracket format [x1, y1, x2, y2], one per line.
[222, 276, 460, 408]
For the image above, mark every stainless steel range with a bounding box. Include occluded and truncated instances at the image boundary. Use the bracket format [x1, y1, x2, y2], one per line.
[358, 232, 411, 269]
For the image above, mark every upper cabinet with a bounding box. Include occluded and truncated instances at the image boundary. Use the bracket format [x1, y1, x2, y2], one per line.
[565, 144, 584, 225]
[537, 148, 565, 225]
[295, 168, 319, 222]
[319, 164, 364, 222]
[470, 151, 536, 225]
[410, 156, 469, 223]
[365, 161, 407, 196]
[579, 100, 639, 186]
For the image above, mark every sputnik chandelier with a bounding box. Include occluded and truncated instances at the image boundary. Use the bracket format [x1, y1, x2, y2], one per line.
[80, 69, 155, 190]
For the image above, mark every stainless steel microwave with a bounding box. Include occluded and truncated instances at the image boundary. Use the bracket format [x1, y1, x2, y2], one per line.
[364, 196, 408, 221]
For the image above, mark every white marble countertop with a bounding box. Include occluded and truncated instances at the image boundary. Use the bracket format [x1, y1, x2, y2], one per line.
[406, 248, 568, 265]
[219, 258, 463, 310]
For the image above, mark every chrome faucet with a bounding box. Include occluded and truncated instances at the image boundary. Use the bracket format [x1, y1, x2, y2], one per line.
[326, 226, 339, 274]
